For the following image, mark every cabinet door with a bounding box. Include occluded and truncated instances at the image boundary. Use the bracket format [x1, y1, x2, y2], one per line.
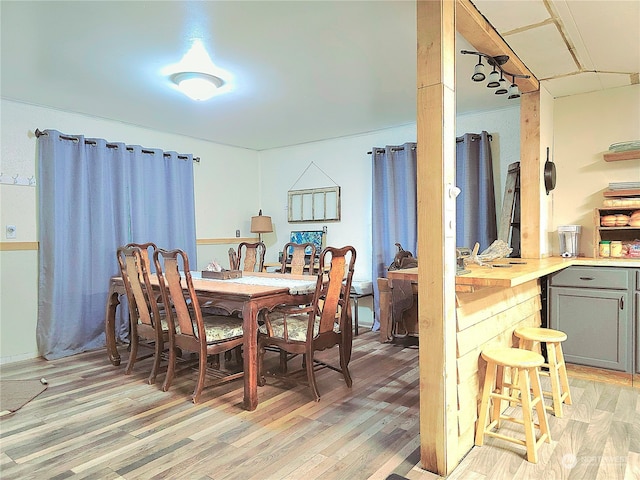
[549, 286, 631, 372]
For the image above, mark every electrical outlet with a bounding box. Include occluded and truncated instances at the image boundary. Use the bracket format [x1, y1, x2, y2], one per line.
[6, 225, 16, 239]
[236, 229, 240, 238]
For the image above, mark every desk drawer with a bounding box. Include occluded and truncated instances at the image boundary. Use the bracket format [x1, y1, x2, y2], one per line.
[548, 266, 629, 290]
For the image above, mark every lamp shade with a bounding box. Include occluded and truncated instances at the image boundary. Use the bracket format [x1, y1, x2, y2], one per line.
[471, 62, 485, 82]
[486, 69, 501, 88]
[250, 210, 273, 233]
[508, 82, 521, 99]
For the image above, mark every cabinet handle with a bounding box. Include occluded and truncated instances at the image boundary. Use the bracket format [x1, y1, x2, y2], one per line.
[579, 277, 594, 281]
[620, 297, 624, 310]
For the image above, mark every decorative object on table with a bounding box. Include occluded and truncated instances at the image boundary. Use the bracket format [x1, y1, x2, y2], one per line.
[388, 243, 418, 271]
[202, 269, 242, 280]
[250, 209, 273, 242]
[205, 259, 223, 272]
[464, 240, 513, 267]
[202, 258, 242, 279]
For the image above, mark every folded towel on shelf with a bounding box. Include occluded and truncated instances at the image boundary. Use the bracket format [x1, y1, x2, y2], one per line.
[608, 140, 640, 152]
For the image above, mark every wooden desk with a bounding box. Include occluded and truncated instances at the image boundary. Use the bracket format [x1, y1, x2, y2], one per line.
[105, 272, 317, 411]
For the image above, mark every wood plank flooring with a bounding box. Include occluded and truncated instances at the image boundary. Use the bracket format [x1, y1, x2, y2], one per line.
[1, 331, 638, 479]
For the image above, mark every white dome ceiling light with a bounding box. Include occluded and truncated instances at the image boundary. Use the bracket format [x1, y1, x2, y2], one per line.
[164, 39, 231, 101]
[170, 71, 225, 101]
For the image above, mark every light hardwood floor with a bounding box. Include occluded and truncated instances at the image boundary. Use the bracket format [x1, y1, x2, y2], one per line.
[1, 331, 638, 479]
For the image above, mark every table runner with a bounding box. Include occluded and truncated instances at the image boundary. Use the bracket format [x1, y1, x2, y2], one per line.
[190, 272, 317, 295]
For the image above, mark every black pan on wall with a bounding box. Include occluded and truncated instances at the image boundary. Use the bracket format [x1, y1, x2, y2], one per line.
[544, 147, 556, 195]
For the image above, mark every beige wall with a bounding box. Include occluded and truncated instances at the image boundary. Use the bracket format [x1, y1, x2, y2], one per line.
[1, 84, 637, 363]
[551, 85, 640, 257]
[0, 99, 261, 363]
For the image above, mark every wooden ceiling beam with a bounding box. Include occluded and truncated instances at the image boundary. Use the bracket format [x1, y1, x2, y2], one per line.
[456, 0, 540, 93]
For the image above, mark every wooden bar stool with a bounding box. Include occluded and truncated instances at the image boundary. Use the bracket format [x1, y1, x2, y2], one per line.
[475, 347, 551, 463]
[514, 327, 572, 418]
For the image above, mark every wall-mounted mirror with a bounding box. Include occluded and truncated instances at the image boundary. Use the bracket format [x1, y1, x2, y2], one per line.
[288, 186, 340, 222]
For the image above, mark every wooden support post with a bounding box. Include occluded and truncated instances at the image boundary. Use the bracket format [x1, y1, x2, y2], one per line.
[417, 0, 458, 475]
[520, 91, 542, 258]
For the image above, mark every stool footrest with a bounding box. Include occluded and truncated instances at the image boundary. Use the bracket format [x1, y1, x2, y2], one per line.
[485, 430, 527, 447]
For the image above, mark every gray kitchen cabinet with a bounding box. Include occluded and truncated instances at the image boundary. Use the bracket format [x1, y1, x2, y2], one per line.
[548, 266, 633, 372]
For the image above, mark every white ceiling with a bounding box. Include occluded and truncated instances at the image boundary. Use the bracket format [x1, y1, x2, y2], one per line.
[1, 1, 638, 151]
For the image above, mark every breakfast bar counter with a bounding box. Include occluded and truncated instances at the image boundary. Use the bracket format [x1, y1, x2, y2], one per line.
[383, 256, 640, 460]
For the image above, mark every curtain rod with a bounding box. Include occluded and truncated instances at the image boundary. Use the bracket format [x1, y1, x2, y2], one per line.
[367, 145, 417, 155]
[456, 133, 492, 143]
[35, 129, 200, 162]
[367, 135, 492, 154]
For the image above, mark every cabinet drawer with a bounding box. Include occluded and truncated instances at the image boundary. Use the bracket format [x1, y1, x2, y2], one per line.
[548, 266, 629, 290]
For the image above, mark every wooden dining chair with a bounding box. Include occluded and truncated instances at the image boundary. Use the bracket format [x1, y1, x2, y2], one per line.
[124, 241, 166, 308]
[267, 241, 318, 372]
[153, 248, 245, 403]
[280, 242, 316, 275]
[228, 247, 239, 270]
[258, 245, 356, 401]
[125, 242, 158, 272]
[116, 244, 168, 384]
[236, 241, 266, 272]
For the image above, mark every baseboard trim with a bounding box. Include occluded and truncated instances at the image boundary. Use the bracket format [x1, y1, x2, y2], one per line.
[566, 362, 637, 388]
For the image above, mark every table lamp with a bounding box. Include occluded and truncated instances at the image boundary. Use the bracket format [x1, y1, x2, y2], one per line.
[250, 209, 273, 242]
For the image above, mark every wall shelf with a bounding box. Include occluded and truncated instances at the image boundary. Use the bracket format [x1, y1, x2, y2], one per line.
[603, 149, 640, 162]
[603, 189, 640, 197]
[593, 207, 640, 258]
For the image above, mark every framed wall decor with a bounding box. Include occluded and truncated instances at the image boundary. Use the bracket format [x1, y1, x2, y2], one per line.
[288, 186, 340, 223]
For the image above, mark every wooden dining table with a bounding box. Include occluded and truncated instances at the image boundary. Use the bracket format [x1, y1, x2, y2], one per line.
[105, 271, 318, 411]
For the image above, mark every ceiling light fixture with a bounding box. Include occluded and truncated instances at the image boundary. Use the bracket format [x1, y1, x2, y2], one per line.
[508, 75, 521, 99]
[163, 39, 232, 101]
[170, 71, 225, 101]
[495, 72, 508, 95]
[461, 50, 529, 100]
[472, 55, 486, 82]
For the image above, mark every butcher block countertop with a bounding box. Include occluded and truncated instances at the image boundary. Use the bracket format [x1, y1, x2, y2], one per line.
[387, 257, 640, 292]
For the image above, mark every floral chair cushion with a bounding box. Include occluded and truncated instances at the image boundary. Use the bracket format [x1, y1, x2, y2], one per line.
[259, 312, 339, 342]
[202, 315, 244, 343]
